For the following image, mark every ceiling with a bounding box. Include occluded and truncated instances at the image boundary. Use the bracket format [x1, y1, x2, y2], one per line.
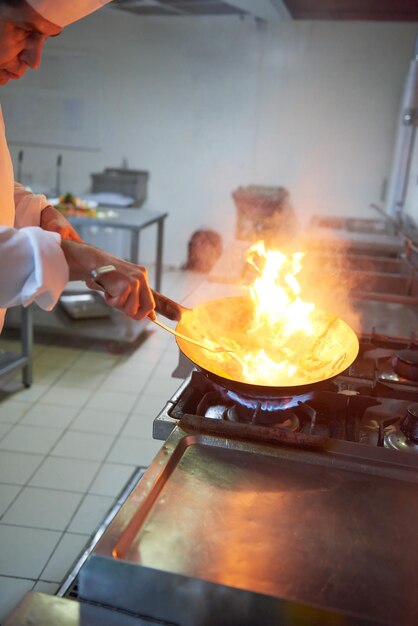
[110, 0, 418, 21]
[283, 0, 418, 21]
[111, 1, 252, 17]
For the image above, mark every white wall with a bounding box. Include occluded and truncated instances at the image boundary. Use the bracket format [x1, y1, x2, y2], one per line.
[6, 12, 417, 266]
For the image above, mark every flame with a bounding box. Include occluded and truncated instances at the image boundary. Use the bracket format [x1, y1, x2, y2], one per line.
[246, 242, 314, 337]
[230, 241, 322, 384]
[177, 240, 359, 387]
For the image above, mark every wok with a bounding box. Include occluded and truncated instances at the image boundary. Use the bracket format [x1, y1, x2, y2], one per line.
[152, 291, 359, 398]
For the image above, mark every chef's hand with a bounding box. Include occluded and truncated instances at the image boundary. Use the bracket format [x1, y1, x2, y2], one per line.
[60, 240, 155, 321]
[41, 205, 83, 242]
[87, 262, 156, 321]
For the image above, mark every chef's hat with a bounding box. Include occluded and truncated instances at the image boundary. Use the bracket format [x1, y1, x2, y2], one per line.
[26, 0, 112, 27]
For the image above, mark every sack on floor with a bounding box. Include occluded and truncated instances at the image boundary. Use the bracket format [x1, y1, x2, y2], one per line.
[183, 230, 222, 273]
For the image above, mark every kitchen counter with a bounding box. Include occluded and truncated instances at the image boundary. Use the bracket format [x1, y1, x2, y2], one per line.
[310, 228, 403, 249]
[64, 420, 418, 626]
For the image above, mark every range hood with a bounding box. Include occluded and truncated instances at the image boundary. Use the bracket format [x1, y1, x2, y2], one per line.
[110, 0, 418, 21]
[110, 0, 290, 20]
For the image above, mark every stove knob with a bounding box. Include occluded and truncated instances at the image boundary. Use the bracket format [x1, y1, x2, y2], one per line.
[400, 403, 418, 443]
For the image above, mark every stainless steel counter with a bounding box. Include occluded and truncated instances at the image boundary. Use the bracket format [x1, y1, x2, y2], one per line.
[81, 423, 418, 625]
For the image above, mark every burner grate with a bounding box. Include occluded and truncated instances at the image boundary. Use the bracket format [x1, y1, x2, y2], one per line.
[167, 371, 386, 444]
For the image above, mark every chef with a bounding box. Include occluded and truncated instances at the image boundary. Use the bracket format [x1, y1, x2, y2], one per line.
[0, 0, 155, 334]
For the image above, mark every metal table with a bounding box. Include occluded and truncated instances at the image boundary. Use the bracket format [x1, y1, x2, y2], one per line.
[0, 306, 33, 387]
[68, 207, 168, 291]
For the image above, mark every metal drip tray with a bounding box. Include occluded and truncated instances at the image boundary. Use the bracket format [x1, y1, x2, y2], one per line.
[60, 292, 111, 320]
[89, 421, 418, 625]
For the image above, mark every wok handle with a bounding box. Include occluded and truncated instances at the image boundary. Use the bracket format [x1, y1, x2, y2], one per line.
[151, 289, 189, 322]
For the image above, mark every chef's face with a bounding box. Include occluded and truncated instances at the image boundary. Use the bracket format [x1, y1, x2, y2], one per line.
[0, 1, 62, 84]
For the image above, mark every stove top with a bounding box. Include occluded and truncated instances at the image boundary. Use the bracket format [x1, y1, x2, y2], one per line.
[153, 333, 418, 454]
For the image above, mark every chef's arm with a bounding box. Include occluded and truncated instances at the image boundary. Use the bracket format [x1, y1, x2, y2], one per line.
[8, 180, 154, 320]
[40, 205, 82, 242]
[0, 226, 68, 309]
[60, 239, 155, 321]
[14, 183, 81, 242]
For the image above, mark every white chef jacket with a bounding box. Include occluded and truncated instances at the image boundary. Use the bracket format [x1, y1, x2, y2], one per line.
[0, 106, 69, 333]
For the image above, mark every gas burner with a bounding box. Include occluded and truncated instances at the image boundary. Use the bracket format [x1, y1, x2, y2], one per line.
[225, 404, 300, 430]
[392, 350, 418, 382]
[384, 403, 418, 453]
[208, 384, 312, 428]
[352, 336, 418, 389]
[224, 388, 313, 412]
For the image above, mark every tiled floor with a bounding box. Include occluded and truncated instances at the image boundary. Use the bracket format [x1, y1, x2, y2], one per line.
[0, 268, 203, 622]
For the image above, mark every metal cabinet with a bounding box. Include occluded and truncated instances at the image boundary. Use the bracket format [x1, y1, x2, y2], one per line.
[90, 168, 149, 207]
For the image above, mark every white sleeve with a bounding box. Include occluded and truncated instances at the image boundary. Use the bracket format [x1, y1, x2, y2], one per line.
[0, 226, 69, 309]
[14, 182, 50, 228]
